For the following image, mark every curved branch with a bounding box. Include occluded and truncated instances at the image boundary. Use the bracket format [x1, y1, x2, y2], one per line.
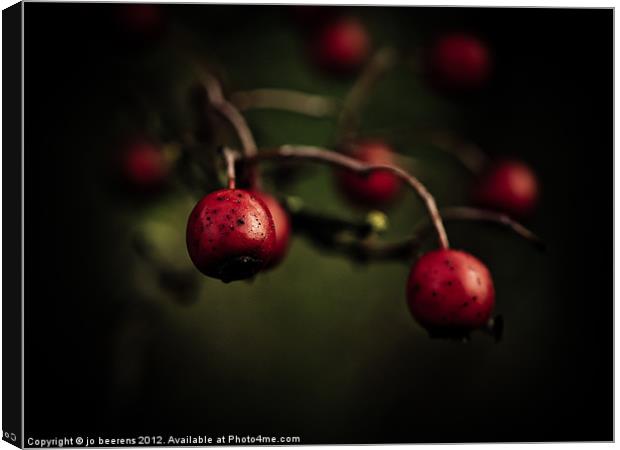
[237, 144, 450, 249]
[365, 206, 544, 258]
[202, 73, 257, 157]
[230, 89, 339, 118]
[287, 205, 544, 263]
[201, 73, 260, 188]
[437, 207, 545, 250]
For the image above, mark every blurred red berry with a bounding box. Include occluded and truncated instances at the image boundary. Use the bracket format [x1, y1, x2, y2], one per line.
[336, 140, 402, 208]
[473, 159, 539, 217]
[252, 192, 292, 269]
[310, 17, 371, 74]
[406, 249, 495, 333]
[121, 139, 170, 191]
[428, 33, 491, 89]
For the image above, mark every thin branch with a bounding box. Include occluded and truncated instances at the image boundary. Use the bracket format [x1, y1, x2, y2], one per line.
[202, 73, 257, 157]
[368, 206, 544, 257]
[230, 89, 339, 118]
[437, 207, 545, 250]
[287, 205, 544, 263]
[338, 47, 398, 142]
[201, 73, 260, 188]
[237, 144, 450, 250]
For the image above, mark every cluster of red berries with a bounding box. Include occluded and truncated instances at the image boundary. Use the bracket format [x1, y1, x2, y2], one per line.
[119, 7, 540, 340]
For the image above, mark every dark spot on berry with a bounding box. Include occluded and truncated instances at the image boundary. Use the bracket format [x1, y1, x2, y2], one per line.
[412, 283, 420, 292]
[217, 196, 224, 201]
[237, 218, 245, 225]
[431, 291, 437, 297]
[462, 302, 468, 307]
[237, 193, 242, 198]
[472, 296, 477, 301]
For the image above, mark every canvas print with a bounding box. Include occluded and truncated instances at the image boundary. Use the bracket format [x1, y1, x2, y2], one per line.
[2, 2, 613, 447]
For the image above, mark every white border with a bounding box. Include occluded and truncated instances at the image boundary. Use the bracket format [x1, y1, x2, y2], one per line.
[0, 1, 615, 450]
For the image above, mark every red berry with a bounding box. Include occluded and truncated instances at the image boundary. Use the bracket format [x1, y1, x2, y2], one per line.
[310, 17, 370, 74]
[406, 249, 495, 333]
[121, 138, 170, 190]
[336, 140, 402, 207]
[186, 189, 276, 283]
[428, 33, 490, 89]
[252, 192, 292, 269]
[473, 160, 539, 217]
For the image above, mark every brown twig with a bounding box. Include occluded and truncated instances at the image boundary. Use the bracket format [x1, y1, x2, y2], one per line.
[202, 73, 257, 157]
[287, 205, 544, 262]
[437, 207, 545, 250]
[358, 206, 544, 259]
[202, 73, 260, 188]
[236, 144, 450, 249]
[338, 47, 398, 142]
[230, 89, 339, 118]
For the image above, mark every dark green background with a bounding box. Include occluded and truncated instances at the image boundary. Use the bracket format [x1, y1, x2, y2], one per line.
[24, 4, 612, 443]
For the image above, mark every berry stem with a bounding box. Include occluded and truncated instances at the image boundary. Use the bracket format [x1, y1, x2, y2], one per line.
[201, 73, 260, 188]
[222, 147, 237, 190]
[338, 47, 398, 143]
[236, 144, 450, 249]
[230, 89, 339, 118]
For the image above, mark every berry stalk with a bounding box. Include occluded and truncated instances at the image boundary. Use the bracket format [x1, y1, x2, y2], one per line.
[222, 147, 237, 189]
[233, 144, 451, 250]
[202, 73, 260, 188]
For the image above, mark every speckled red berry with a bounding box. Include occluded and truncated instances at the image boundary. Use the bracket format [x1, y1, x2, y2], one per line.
[186, 189, 276, 283]
[428, 33, 490, 89]
[473, 159, 539, 217]
[406, 249, 495, 334]
[336, 140, 402, 207]
[310, 17, 370, 74]
[121, 138, 170, 191]
[252, 192, 292, 269]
